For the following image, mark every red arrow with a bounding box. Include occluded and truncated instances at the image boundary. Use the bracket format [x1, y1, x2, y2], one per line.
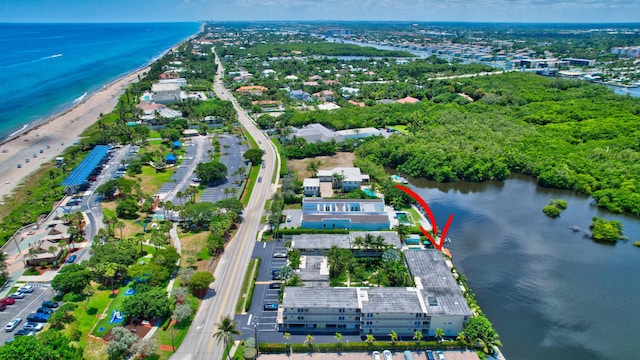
[394, 183, 454, 251]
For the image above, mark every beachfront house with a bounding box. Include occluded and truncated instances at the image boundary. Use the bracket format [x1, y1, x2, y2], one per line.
[301, 198, 390, 231]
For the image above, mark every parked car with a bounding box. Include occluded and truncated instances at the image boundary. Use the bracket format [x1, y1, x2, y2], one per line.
[67, 254, 77, 263]
[36, 307, 54, 314]
[14, 329, 34, 337]
[436, 351, 445, 360]
[5, 318, 22, 332]
[26, 313, 50, 323]
[373, 351, 381, 360]
[18, 284, 34, 293]
[268, 282, 281, 289]
[263, 303, 278, 311]
[273, 252, 287, 258]
[23, 322, 44, 332]
[0, 303, 6, 311]
[425, 350, 435, 360]
[271, 269, 280, 280]
[1, 297, 16, 305]
[9, 292, 25, 299]
[383, 350, 393, 360]
[42, 301, 59, 308]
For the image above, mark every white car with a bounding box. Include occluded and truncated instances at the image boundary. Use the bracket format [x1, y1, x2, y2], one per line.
[383, 350, 393, 360]
[5, 318, 22, 332]
[9, 292, 25, 299]
[373, 351, 381, 360]
[18, 284, 34, 293]
[273, 252, 287, 258]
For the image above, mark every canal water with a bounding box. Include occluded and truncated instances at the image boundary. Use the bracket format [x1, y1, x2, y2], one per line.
[405, 173, 640, 360]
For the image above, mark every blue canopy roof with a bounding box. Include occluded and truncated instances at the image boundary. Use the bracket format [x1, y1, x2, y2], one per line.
[165, 153, 177, 161]
[173, 141, 182, 147]
[61, 145, 110, 187]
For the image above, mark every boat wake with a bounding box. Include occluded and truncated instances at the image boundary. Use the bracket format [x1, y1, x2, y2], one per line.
[2, 53, 63, 68]
[42, 53, 63, 60]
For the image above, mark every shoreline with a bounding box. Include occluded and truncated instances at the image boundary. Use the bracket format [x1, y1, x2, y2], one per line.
[0, 25, 202, 203]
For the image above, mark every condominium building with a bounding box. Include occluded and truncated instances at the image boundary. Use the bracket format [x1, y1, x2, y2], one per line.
[280, 249, 471, 338]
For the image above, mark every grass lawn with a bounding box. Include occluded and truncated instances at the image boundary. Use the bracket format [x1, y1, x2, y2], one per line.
[389, 125, 409, 134]
[241, 165, 260, 206]
[153, 318, 194, 360]
[63, 285, 112, 349]
[178, 231, 210, 265]
[236, 258, 258, 313]
[90, 284, 132, 338]
[148, 130, 162, 139]
[407, 206, 425, 227]
[132, 166, 176, 194]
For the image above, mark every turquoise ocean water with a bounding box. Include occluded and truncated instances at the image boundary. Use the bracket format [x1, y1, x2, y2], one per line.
[0, 22, 201, 141]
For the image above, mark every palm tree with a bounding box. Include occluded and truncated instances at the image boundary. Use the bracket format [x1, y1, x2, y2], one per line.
[435, 327, 445, 343]
[116, 221, 125, 239]
[389, 330, 399, 345]
[26, 246, 38, 266]
[456, 331, 468, 346]
[283, 332, 291, 354]
[213, 315, 241, 360]
[304, 333, 314, 351]
[365, 333, 376, 347]
[413, 330, 424, 345]
[335, 332, 343, 352]
[176, 191, 185, 206]
[395, 223, 409, 244]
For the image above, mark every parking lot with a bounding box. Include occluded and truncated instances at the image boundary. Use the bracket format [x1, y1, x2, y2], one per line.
[0, 285, 54, 344]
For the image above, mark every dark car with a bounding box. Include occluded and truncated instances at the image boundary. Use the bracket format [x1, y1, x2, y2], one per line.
[26, 313, 50, 323]
[66, 254, 77, 263]
[36, 307, 53, 314]
[426, 351, 435, 360]
[268, 282, 281, 289]
[271, 269, 280, 280]
[14, 329, 34, 337]
[42, 301, 59, 309]
[263, 303, 278, 311]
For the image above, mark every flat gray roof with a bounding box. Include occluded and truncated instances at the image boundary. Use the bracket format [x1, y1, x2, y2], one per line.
[404, 250, 472, 316]
[291, 232, 401, 250]
[303, 214, 390, 224]
[282, 287, 358, 309]
[360, 287, 423, 313]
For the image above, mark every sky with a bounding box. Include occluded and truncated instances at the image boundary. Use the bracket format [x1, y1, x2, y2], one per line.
[0, 0, 639, 23]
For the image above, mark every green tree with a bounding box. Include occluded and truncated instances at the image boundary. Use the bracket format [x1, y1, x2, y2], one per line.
[172, 303, 193, 324]
[195, 161, 228, 185]
[435, 327, 445, 342]
[107, 326, 139, 360]
[463, 315, 503, 354]
[365, 333, 376, 346]
[243, 148, 264, 166]
[413, 330, 424, 344]
[52, 263, 92, 295]
[116, 198, 139, 219]
[189, 271, 215, 297]
[213, 315, 241, 360]
[122, 287, 170, 320]
[389, 330, 399, 345]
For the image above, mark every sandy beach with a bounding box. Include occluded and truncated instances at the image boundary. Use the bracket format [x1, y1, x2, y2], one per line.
[0, 67, 149, 203]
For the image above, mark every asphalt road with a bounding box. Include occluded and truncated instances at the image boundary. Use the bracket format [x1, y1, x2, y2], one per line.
[170, 50, 279, 360]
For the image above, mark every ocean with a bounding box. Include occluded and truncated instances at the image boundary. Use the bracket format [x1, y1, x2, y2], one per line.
[0, 22, 201, 141]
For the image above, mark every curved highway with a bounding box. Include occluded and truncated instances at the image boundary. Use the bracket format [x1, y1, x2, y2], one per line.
[171, 49, 279, 360]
